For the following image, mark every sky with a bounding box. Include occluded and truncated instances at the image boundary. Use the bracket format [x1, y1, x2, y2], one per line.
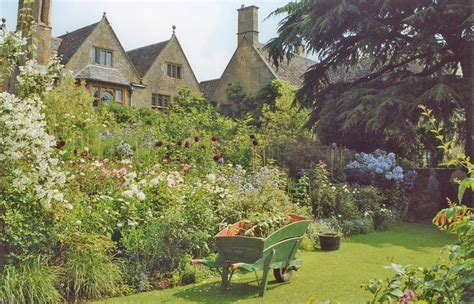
[0, 0, 292, 81]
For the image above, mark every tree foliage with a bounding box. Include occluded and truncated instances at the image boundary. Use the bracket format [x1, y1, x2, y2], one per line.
[266, 0, 473, 160]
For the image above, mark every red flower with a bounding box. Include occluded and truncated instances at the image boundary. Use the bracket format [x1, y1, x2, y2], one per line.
[176, 140, 182, 147]
[252, 139, 258, 146]
[211, 135, 219, 142]
[194, 136, 200, 143]
[213, 153, 221, 161]
[184, 139, 191, 148]
[81, 150, 89, 157]
[249, 134, 256, 140]
[73, 149, 78, 156]
[55, 140, 66, 149]
[154, 140, 163, 147]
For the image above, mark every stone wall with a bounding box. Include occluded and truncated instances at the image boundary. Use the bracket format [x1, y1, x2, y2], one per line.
[211, 37, 275, 106]
[406, 168, 472, 220]
[140, 36, 201, 108]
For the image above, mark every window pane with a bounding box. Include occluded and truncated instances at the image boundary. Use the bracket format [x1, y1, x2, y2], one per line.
[115, 89, 122, 102]
[106, 52, 112, 67]
[167, 64, 172, 77]
[177, 66, 182, 79]
[100, 50, 106, 65]
[103, 91, 113, 104]
[95, 48, 100, 64]
[172, 65, 177, 77]
[93, 86, 99, 97]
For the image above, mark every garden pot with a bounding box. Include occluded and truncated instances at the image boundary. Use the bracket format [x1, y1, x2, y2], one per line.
[318, 233, 341, 251]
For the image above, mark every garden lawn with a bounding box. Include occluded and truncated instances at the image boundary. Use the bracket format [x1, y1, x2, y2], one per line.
[95, 223, 456, 304]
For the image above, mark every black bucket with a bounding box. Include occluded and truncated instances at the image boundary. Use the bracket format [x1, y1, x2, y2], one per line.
[318, 233, 341, 251]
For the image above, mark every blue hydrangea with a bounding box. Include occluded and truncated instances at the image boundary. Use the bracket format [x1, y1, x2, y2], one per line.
[345, 149, 404, 182]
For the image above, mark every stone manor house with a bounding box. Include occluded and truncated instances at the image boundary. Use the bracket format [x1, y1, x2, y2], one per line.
[13, 0, 313, 110]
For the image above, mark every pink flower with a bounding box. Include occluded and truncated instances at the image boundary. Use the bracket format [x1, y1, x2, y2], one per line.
[182, 163, 192, 172]
[115, 168, 127, 179]
[101, 168, 112, 178]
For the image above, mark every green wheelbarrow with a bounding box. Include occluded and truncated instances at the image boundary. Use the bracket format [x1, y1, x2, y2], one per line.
[191, 214, 310, 297]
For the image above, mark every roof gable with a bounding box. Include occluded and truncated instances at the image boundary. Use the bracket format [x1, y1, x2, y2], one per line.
[57, 22, 99, 64]
[127, 40, 169, 77]
[211, 36, 277, 100]
[256, 43, 315, 87]
[164, 36, 201, 88]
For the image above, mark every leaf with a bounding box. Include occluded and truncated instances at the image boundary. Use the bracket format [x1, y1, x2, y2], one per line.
[390, 289, 404, 297]
[445, 208, 455, 220]
[458, 177, 474, 202]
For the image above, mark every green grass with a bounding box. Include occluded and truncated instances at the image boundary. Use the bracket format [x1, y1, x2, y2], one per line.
[95, 223, 456, 304]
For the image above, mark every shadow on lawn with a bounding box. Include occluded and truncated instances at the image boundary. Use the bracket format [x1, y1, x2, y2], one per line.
[347, 223, 456, 251]
[173, 278, 286, 303]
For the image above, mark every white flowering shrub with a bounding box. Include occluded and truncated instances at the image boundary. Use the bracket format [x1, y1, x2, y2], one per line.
[0, 28, 66, 209]
[0, 28, 27, 80]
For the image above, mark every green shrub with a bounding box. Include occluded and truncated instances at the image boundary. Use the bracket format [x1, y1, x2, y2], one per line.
[0, 196, 55, 261]
[122, 198, 217, 279]
[60, 234, 122, 300]
[0, 257, 62, 304]
[340, 218, 374, 235]
[352, 186, 384, 213]
[218, 181, 306, 225]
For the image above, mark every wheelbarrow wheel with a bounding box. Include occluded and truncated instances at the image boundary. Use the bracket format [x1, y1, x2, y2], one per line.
[273, 267, 293, 282]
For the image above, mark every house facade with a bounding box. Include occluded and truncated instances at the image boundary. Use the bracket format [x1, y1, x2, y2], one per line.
[201, 5, 314, 114]
[15, 0, 201, 108]
[127, 32, 201, 109]
[57, 15, 144, 106]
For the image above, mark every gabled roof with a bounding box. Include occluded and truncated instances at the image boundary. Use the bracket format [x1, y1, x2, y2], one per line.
[57, 22, 100, 64]
[75, 64, 129, 86]
[204, 36, 315, 102]
[255, 43, 315, 87]
[200, 79, 220, 100]
[127, 40, 169, 77]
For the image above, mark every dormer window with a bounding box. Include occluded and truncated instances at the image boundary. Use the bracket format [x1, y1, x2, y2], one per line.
[167, 63, 182, 79]
[95, 47, 113, 67]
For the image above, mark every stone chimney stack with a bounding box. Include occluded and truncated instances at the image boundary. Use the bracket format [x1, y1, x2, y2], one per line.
[237, 5, 259, 46]
[17, 0, 52, 65]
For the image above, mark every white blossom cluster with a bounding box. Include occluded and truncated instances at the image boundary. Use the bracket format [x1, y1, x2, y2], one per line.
[16, 56, 62, 98]
[1, 29, 66, 209]
[0, 29, 27, 79]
